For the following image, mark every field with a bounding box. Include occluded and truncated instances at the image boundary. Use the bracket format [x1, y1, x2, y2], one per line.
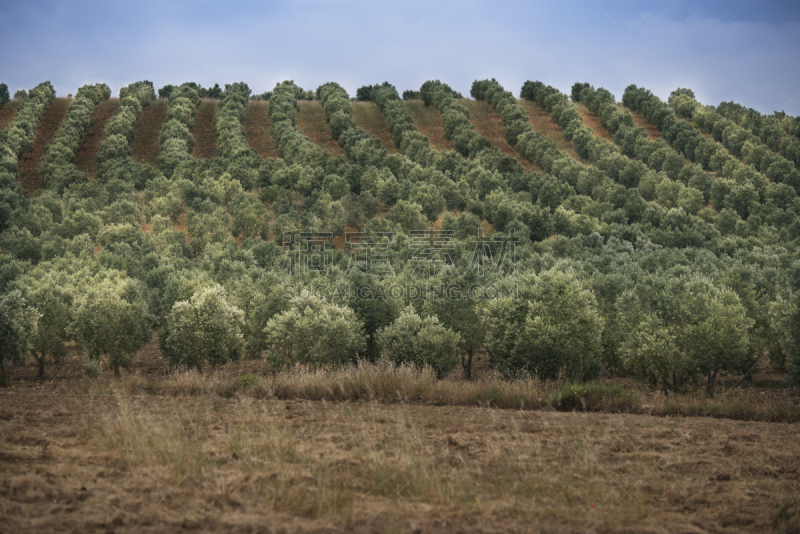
[2, 79, 800, 533]
[2, 345, 799, 533]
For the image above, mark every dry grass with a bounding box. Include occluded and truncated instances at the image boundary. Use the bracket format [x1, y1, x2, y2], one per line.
[457, 99, 538, 172]
[518, 99, 584, 162]
[243, 101, 278, 159]
[75, 99, 119, 178]
[297, 101, 345, 156]
[622, 104, 662, 140]
[131, 100, 168, 166]
[0, 100, 21, 130]
[403, 100, 454, 151]
[352, 101, 400, 153]
[17, 98, 71, 195]
[191, 99, 219, 159]
[1, 377, 798, 532]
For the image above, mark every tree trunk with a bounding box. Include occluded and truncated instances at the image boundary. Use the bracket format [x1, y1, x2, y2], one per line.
[32, 351, 45, 378]
[706, 368, 719, 397]
[462, 348, 474, 380]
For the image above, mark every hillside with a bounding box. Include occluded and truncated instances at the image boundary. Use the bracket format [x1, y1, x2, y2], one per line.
[1, 78, 799, 533]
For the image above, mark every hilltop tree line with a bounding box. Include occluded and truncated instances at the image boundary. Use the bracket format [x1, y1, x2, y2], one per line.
[0, 77, 798, 396]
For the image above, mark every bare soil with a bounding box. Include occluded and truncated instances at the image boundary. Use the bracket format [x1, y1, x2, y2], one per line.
[458, 99, 538, 172]
[17, 98, 71, 195]
[75, 100, 119, 178]
[244, 102, 278, 159]
[403, 101, 454, 151]
[352, 102, 400, 153]
[131, 101, 169, 166]
[518, 99, 584, 163]
[1, 345, 798, 533]
[297, 101, 345, 157]
[192, 100, 219, 159]
[0, 101, 20, 130]
[621, 105, 662, 140]
[574, 103, 617, 145]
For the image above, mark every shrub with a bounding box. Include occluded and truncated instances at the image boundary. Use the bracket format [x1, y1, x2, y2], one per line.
[376, 306, 461, 378]
[264, 291, 366, 369]
[161, 285, 245, 370]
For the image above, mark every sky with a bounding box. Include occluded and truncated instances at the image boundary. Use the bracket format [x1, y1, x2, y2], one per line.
[2, 0, 800, 115]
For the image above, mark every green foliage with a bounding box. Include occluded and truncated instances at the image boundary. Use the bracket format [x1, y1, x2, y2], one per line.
[264, 291, 366, 369]
[235, 373, 260, 389]
[376, 305, 461, 378]
[161, 285, 245, 370]
[68, 275, 152, 376]
[0, 290, 39, 387]
[483, 268, 604, 381]
[0, 83, 8, 107]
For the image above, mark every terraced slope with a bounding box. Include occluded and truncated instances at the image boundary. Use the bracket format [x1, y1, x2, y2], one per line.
[17, 98, 71, 194]
[192, 100, 219, 159]
[131, 100, 168, 166]
[297, 101, 345, 156]
[458, 99, 537, 171]
[0, 101, 20, 129]
[243, 101, 277, 159]
[518, 99, 583, 162]
[352, 101, 399, 153]
[404, 100, 454, 151]
[75, 99, 118, 177]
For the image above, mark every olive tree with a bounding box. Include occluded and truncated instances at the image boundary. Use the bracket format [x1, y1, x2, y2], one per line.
[0, 290, 39, 387]
[69, 277, 152, 377]
[161, 285, 245, 369]
[264, 291, 366, 368]
[482, 268, 605, 381]
[376, 306, 461, 378]
[620, 276, 753, 396]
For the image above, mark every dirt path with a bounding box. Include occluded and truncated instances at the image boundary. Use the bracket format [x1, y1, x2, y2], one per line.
[575, 102, 617, 145]
[352, 101, 399, 153]
[404, 100, 454, 151]
[622, 104, 662, 140]
[243, 101, 277, 159]
[131, 101, 168, 167]
[0, 101, 20, 129]
[518, 99, 583, 163]
[17, 98, 70, 195]
[75, 100, 119, 178]
[297, 101, 345, 156]
[458, 99, 538, 172]
[192, 100, 219, 159]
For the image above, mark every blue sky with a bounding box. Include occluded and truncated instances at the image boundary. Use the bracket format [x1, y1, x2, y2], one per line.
[2, 0, 799, 114]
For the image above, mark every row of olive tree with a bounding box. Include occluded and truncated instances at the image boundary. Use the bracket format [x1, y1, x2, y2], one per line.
[623, 85, 800, 193]
[158, 83, 201, 178]
[41, 83, 111, 194]
[95, 81, 159, 190]
[712, 101, 800, 169]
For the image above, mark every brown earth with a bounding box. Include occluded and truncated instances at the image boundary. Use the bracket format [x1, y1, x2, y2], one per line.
[297, 101, 345, 156]
[518, 99, 584, 163]
[404, 100, 454, 151]
[0, 101, 20, 129]
[192, 100, 219, 159]
[75, 100, 119, 178]
[623, 105, 662, 140]
[243, 101, 278, 159]
[352, 101, 400, 153]
[1, 343, 798, 533]
[17, 98, 71, 195]
[131, 101, 169, 167]
[575, 102, 617, 145]
[457, 99, 538, 172]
